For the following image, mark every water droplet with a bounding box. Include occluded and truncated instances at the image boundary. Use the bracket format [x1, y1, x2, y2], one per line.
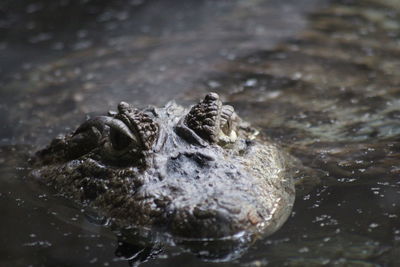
[369, 223, 379, 228]
[292, 72, 302, 80]
[244, 78, 258, 87]
[298, 247, 309, 253]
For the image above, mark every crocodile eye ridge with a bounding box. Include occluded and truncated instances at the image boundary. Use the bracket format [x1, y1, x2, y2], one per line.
[184, 93, 238, 144]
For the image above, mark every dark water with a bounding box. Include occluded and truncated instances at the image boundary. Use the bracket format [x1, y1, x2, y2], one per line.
[1, 0, 400, 266]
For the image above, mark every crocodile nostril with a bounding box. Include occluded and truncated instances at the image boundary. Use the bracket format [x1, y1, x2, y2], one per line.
[167, 152, 216, 179]
[184, 152, 215, 167]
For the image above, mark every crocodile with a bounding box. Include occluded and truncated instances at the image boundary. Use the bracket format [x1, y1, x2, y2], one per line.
[30, 92, 296, 246]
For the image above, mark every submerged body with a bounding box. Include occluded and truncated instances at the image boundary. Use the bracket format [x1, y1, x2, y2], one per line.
[31, 93, 295, 240]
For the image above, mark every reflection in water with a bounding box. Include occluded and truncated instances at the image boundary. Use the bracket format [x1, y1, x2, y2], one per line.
[1, 0, 400, 266]
[114, 240, 162, 267]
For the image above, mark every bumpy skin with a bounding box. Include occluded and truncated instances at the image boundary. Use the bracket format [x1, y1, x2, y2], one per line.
[31, 93, 295, 239]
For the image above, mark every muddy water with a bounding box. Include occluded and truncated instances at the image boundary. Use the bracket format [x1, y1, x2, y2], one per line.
[1, 0, 400, 266]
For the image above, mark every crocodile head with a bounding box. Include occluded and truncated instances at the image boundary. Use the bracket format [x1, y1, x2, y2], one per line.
[31, 93, 295, 242]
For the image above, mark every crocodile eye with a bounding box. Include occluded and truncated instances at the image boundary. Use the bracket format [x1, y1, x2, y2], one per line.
[184, 93, 238, 145]
[109, 127, 136, 151]
[101, 103, 159, 165]
[114, 102, 159, 150]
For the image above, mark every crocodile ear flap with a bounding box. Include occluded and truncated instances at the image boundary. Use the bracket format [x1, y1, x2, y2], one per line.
[184, 93, 222, 143]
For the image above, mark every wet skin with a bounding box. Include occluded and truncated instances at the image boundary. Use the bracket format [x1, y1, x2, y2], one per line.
[30, 93, 296, 240]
